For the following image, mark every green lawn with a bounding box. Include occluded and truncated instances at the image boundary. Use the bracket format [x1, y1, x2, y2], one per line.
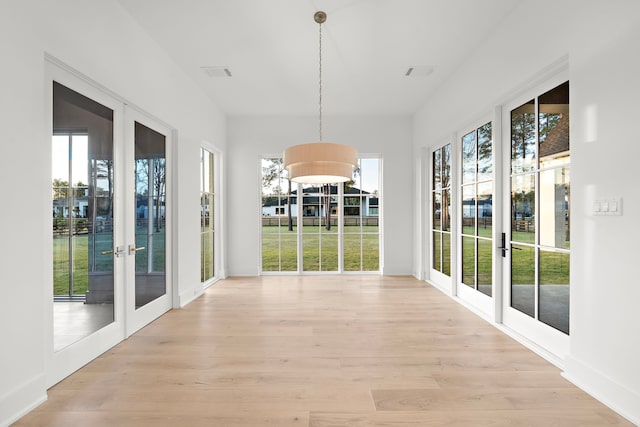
[262, 225, 380, 272]
[54, 226, 165, 297]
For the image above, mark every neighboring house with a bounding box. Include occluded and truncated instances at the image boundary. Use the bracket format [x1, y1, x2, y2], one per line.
[262, 185, 378, 218]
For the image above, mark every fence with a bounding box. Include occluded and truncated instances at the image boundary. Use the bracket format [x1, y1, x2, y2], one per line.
[262, 216, 379, 227]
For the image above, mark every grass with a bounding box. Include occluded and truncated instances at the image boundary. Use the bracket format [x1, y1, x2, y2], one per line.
[54, 226, 165, 297]
[57, 224, 567, 294]
[262, 225, 380, 272]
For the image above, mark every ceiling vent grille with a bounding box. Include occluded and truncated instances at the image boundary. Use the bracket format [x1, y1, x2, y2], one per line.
[201, 66, 232, 77]
[405, 66, 434, 77]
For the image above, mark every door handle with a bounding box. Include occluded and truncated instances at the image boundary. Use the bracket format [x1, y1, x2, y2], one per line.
[498, 233, 522, 257]
[101, 246, 125, 257]
[498, 233, 508, 258]
[128, 245, 146, 255]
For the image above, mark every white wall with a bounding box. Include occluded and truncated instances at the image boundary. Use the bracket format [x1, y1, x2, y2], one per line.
[228, 115, 413, 276]
[0, 1, 226, 424]
[413, 0, 640, 423]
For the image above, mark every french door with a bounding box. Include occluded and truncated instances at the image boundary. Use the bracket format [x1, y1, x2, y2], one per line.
[48, 61, 172, 386]
[502, 76, 570, 359]
[124, 110, 173, 334]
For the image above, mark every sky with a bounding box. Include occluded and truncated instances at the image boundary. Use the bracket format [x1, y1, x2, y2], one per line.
[52, 135, 88, 184]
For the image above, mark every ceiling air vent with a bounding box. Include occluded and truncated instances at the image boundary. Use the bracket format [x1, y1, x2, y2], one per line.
[405, 66, 434, 77]
[201, 66, 232, 77]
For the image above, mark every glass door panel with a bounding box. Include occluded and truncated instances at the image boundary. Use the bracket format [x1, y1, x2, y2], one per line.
[504, 80, 570, 355]
[458, 121, 493, 305]
[125, 111, 172, 336]
[431, 144, 451, 279]
[52, 82, 115, 351]
[511, 244, 535, 317]
[134, 122, 166, 308]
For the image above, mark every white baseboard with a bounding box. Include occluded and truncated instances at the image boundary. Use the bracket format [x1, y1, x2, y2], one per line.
[0, 374, 46, 427]
[178, 287, 203, 308]
[563, 355, 639, 426]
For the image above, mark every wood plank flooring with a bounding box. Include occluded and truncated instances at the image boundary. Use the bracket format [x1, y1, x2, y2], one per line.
[15, 276, 632, 426]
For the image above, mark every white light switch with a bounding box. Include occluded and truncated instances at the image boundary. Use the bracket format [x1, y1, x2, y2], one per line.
[594, 198, 623, 216]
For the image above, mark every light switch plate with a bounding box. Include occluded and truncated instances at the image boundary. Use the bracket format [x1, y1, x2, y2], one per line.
[594, 198, 622, 216]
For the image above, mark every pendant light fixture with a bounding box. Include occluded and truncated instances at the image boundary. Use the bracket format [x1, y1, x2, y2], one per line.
[283, 11, 358, 184]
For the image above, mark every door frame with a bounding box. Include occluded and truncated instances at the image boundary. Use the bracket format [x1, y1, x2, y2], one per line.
[46, 57, 126, 387]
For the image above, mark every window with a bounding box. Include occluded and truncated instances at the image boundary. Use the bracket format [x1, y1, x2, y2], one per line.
[261, 155, 381, 273]
[200, 148, 215, 283]
[432, 145, 451, 276]
[261, 158, 297, 272]
[344, 158, 380, 272]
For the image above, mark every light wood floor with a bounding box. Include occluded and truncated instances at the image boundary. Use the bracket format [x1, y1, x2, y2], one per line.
[15, 276, 632, 426]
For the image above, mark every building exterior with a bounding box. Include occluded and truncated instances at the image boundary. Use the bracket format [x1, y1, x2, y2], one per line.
[261, 185, 379, 218]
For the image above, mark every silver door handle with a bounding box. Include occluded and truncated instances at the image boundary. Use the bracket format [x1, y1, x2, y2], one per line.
[101, 246, 125, 257]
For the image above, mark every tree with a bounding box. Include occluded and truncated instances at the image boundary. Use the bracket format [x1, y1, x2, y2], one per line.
[52, 178, 68, 200]
[95, 159, 114, 222]
[262, 158, 293, 231]
[135, 158, 166, 232]
[153, 158, 166, 232]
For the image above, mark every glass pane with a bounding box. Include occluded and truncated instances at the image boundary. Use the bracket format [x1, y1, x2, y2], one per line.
[462, 130, 476, 184]
[461, 236, 475, 288]
[433, 149, 442, 190]
[201, 231, 213, 281]
[321, 233, 338, 272]
[280, 226, 297, 271]
[52, 135, 70, 298]
[477, 122, 493, 182]
[511, 244, 535, 317]
[511, 100, 536, 174]
[344, 233, 361, 272]
[202, 150, 211, 193]
[362, 233, 379, 271]
[461, 185, 475, 235]
[359, 158, 379, 194]
[477, 182, 493, 238]
[442, 144, 451, 189]
[261, 220, 280, 272]
[442, 189, 451, 232]
[302, 226, 320, 271]
[511, 174, 535, 244]
[539, 81, 570, 169]
[52, 82, 114, 351]
[477, 239, 492, 297]
[432, 191, 441, 230]
[442, 232, 451, 276]
[134, 122, 166, 308]
[432, 231, 441, 272]
[539, 250, 570, 334]
[540, 168, 570, 249]
[201, 194, 206, 229]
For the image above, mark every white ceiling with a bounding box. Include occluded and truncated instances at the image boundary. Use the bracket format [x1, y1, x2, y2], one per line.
[117, 0, 522, 116]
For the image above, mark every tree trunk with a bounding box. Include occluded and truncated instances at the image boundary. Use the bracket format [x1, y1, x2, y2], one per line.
[325, 184, 331, 231]
[287, 179, 293, 231]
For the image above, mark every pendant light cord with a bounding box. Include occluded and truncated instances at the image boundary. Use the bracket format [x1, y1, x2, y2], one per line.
[318, 20, 323, 142]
